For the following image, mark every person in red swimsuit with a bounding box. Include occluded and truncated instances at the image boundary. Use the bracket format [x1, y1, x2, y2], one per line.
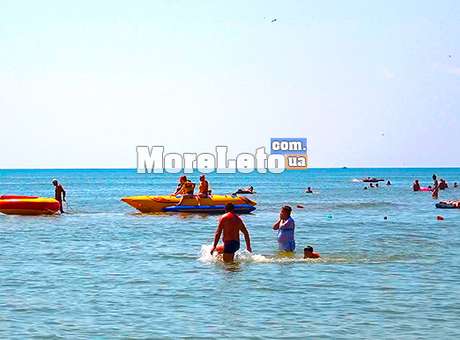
[210, 203, 252, 263]
[303, 246, 320, 259]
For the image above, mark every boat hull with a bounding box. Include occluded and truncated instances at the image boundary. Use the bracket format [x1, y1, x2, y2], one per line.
[0, 195, 60, 215]
[163, 204, 256, 213]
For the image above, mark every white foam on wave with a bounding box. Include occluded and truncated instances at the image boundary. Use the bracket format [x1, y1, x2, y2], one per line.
[197, 247, 404, 265]
[198, 245, 317, 264]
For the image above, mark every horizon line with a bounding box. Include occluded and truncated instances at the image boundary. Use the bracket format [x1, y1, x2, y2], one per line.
[1, 166, 460, 171]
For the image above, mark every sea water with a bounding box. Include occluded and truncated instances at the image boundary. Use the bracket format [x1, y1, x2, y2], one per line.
[1, 168, 460, 338]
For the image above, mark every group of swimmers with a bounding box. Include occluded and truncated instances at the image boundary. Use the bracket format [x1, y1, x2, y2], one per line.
[413, 174, 458, 199]
[50, 173, 458, 265]
[363, 180, 391, 190]
[210, 203, 320, 263]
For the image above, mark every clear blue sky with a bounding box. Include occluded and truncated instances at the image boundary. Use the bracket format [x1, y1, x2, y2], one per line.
[1, 0, 459, 168]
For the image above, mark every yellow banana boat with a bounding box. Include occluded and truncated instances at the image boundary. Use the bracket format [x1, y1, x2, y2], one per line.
[121, 194, 256, 213]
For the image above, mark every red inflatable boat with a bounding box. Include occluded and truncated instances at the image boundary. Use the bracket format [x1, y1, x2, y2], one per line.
[0, 195, 60, 215]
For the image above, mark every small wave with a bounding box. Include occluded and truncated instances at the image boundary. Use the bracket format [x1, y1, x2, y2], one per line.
[302, 201, 401, 210]
[198, 245, 417, 265]
[199, 245, 321, 264]
[62, 211, 127, 217]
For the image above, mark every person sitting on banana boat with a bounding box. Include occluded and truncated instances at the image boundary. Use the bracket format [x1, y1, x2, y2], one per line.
[195, 175, 211, 205]
[173, 176, 196, 206]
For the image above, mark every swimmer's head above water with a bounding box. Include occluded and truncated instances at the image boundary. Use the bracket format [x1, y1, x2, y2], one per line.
[225, 203, 235, 212]
[304, 246, 320, 259]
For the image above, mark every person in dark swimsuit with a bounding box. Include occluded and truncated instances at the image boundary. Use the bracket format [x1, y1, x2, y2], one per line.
[211, 203, 252, 263]
[432, 174, 440, 199]
[52, 179, 66, 213]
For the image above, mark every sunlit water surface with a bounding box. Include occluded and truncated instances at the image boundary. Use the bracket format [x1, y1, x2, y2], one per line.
[1, 168, 460, 338]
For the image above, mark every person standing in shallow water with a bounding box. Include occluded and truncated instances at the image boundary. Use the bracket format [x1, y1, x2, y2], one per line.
[432, 174, 440, 199]
[211, 203, 252, 263]
[52, 179, 66, 213]
[273, 205, 295, 252]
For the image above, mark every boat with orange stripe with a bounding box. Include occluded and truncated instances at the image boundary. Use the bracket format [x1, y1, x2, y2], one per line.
[121, 194, 256, 213]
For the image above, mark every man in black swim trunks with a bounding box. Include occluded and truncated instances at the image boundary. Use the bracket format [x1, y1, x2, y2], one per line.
[211, 203, 252, 263]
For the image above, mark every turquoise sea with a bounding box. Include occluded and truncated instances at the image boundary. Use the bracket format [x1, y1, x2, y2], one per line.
[1, 168, 460, 338]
